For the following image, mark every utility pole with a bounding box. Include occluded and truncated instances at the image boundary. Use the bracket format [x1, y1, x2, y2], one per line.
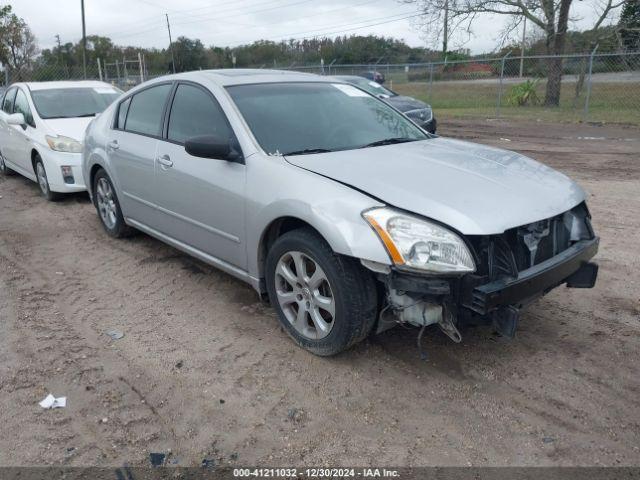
[166, 14, 176, 73]
[519, 16, 527, 77]
[55, 34, 62, 62]
[442, 0, 449, 57]
[81, 0, 87, 79]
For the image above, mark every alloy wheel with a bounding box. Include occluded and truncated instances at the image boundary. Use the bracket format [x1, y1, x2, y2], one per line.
[36, 162, 49, 195]
[274, 251, 335, 340]
[95, 177, 117, 230]
[0, 152, 6, 174]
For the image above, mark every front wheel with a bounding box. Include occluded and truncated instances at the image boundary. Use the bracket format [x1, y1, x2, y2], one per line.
[34, 155, 62, 201]
[265, 227, 378, 356]
[0, 150, 14, 175]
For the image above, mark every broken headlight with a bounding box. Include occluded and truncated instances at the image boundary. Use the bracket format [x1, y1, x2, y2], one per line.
[363, 207, 475, 273]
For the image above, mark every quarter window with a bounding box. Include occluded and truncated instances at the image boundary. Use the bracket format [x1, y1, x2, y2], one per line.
[167, 84, 232, 144]
[116, 97, 131, 130]
[13, 89, 34, 126]
[124, 84, 171, 136]
[2, 88, 17, 114]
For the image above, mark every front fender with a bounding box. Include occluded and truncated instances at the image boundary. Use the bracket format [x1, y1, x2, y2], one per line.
[245, 155, 392, 281]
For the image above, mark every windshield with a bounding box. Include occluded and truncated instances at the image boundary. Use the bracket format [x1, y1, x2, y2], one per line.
[227, 82, 428, 155]
[31, 87, 121, 119]
[335, 77, 396, 97]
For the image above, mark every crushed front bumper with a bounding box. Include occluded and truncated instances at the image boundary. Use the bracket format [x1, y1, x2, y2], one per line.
[375, 236, 598, 336]
[461, 237, 599, 315]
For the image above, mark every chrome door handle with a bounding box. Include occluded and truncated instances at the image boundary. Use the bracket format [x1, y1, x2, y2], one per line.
[156, 154, 173, 168]
[107, 140, 119, 150]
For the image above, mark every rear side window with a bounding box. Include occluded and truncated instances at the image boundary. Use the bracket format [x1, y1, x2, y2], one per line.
[124, 84, 171, 136]
[167, 84, 232, 144]
[13, 89, 34, 126]
[116, 97, 131, 130]
[2, 88, 16, 113]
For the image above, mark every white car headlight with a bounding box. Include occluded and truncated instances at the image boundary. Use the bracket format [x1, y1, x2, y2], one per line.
[363, 207, 475, 273]
[45, 135, 83, 153]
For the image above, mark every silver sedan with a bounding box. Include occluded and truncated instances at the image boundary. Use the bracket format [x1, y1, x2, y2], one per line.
[82, 69, 598, 355]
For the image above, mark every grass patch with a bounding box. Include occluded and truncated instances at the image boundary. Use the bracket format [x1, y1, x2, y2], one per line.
[393, 80, 640, 125]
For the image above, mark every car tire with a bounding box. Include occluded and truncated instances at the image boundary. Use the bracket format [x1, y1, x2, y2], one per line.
[265, 227, 378, 356]
[34, 155, 62, 201]
[0, 150, 14, 175]
[93, 168, 133, 238]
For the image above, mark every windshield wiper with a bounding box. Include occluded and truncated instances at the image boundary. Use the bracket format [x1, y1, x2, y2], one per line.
[361, 137, 416, 148]
[283, 148, 333, 156]
[44, 113, 97, 119]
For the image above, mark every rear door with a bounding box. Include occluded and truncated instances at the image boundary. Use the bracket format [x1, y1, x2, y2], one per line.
[153, 82, 247, 270]
[108, 82, 173, 225]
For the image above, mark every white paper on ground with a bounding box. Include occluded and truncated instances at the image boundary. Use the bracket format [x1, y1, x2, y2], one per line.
[39, 393, 67, 409]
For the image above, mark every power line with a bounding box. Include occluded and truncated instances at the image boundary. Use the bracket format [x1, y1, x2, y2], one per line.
[106, 0, 316, 40]
[224, 10, 424, 47]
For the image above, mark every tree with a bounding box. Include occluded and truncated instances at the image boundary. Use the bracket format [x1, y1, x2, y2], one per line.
[404, 0, 625, 106]
[171, 36, 207, 72]
[0, 5, 38, 73]
[619, 0, 640, 50]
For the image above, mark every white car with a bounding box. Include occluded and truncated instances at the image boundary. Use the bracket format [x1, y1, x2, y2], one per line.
[0, 81, 121, 200]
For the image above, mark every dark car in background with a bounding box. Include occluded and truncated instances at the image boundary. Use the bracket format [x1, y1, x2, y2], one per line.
[358, 70, 385, 84]
[335, 75, 437, 134]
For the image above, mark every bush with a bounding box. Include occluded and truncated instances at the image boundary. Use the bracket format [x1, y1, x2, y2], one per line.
[507, 79, 541, 106]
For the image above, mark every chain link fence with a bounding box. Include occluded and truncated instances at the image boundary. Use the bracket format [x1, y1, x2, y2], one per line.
[3, 52, 639, 125]
[289, 52, 640, 125]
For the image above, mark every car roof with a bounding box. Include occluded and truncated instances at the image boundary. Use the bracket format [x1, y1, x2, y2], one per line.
[21, 80, 118, 91]
[146, 69, 335, 88]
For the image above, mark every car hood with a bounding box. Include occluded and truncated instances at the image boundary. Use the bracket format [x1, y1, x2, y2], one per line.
[42, 117, 95, 142]
[284, 138, 585, 235]
[386, 95, 430, 113]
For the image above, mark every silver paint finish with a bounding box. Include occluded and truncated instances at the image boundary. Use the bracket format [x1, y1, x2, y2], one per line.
[82, 69, 588, 293]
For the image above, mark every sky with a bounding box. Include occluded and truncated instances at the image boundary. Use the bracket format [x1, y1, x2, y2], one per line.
[11, 0, 620, 56]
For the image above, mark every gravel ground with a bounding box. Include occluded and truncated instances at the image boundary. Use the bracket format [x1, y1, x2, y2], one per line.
[0, 119, 638, 468]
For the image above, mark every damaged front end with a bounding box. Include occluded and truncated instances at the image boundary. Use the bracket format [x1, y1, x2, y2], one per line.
[364, 202, 599, 343]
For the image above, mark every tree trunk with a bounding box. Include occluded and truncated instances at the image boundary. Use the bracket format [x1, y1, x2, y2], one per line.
[544, 56, 563, 106]
[544, 0, 573, 106]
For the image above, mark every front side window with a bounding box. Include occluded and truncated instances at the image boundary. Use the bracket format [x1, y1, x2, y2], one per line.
[124, 84, 172, 137]
[2, 88, 17, 114]
[167, 84, 232, 144]
[226, 82, 428, 156]
[30, 87, 121, 119]
[13, 89, 34, 126]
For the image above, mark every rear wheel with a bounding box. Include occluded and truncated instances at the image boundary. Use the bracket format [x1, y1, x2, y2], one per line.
[93, 169, 132, 238]
[0, 150, 14, 175]
[265, 227, 377, 356]
[34, 155, 62, 201]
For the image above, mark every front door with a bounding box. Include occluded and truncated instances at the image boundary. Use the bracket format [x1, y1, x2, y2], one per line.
[153, 82, 246, 270]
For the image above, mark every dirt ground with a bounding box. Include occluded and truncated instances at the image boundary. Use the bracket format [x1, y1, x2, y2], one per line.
[0, 119, 638, 468]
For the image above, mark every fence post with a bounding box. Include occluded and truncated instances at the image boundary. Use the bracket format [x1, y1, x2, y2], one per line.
[138, 52, 144, 83]
[428, 63, 434, 102]
[583, 45, 599, 122]
[97, 58, 103, 81]
[496, 52, 511, 118]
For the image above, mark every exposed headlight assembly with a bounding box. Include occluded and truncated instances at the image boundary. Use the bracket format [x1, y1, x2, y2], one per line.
[363, 207, 475, 273]
[45, 135, 83, 153]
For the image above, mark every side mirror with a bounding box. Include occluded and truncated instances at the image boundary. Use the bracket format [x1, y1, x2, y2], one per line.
[6, 112, 25, 126]
[185, 134, 243, 162]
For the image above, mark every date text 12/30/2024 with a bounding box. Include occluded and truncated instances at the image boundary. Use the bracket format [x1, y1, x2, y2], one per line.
[233, 468, 401, 478]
